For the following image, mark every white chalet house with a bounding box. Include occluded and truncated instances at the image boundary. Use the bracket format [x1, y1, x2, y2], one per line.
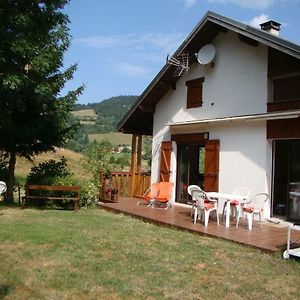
[118, 11, 300, 222]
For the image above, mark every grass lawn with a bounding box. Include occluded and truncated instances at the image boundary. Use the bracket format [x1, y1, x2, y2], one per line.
[0, 206, 300, 299]
[88, 132, 132, 145]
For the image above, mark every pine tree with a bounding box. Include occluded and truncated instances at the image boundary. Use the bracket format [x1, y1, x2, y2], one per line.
[0, 1, 83, 202]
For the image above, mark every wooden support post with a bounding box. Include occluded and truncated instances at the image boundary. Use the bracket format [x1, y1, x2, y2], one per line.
[137, 135, 142, 174]
[136, 135, 143, 196]
[130, 134, 137, 197]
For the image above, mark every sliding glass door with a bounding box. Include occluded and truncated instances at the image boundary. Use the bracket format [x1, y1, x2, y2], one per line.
[273, 139, 300, 221]
[176, 144, 205, 204]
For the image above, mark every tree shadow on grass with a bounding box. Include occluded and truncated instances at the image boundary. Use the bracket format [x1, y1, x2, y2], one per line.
[0, 284, 15, 298]
[0, 202, 20, 209]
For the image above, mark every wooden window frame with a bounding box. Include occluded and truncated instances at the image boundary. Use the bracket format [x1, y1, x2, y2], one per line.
[186, 77, 204, 109]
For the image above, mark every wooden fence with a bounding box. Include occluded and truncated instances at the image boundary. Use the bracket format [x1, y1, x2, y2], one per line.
[99, 171, 151, 202]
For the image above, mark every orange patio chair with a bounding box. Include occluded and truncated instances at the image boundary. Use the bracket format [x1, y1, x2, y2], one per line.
[137, 182, 160, 207]
[152, 182, 174, 209]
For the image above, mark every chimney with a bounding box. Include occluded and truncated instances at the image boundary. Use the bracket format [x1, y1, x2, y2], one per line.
[260, 20, 281, 36]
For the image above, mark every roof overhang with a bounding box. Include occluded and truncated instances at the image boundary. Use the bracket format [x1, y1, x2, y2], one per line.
[167, 110, 300, 128]
[118, 11, 300, 135]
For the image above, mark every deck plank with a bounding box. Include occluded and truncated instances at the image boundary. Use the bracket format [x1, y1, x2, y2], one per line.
[97, 197, 300, 253]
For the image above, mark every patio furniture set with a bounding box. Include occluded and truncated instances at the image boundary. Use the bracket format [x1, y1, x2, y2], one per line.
[138, 182, 269, 231]
[188, 185, 269, 230]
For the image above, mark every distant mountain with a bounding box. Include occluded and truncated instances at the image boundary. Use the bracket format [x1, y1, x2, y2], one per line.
[68, 95, 138, 152]
[75, 95, 138, 133]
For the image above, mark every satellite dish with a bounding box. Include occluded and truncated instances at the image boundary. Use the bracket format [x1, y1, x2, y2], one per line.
[196, 44, 216, 65]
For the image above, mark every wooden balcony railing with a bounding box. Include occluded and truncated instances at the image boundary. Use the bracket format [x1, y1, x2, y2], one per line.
[267, 99, 300, 112]
[99, 171, 151, 202]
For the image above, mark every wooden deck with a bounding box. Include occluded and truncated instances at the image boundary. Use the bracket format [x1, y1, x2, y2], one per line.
[97, 197, 300, 253]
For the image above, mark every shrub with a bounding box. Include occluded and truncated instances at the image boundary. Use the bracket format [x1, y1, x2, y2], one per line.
[78, 180, 99, 208]
[26, 158, 73, 185]
[51, 176, 99, 208]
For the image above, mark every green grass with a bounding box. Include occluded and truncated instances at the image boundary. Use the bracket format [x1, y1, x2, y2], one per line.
[0, 207, 300, 299]
[79, 120, 96, 125]
[88, 132, 132, 145]
[72, 109, 97, 117]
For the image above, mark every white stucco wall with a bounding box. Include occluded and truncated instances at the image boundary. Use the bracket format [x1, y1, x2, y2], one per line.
[154, 31, 268, 128]
[151, 30, 272, 217]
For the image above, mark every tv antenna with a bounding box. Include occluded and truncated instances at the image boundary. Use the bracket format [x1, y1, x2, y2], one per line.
[195, 44, 216, 65]
[168, 52, 189, 76]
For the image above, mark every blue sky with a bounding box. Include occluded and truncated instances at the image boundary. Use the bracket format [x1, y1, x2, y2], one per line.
[63, 0, 300, 104]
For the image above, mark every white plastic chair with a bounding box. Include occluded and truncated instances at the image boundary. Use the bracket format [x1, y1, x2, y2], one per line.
[0, 181, 7, 201]
[187, 185, 202, 218]
[222, 187, 250, 222]
[192, 189, 219, 227]
[0, 181, 7, 194]
[236, 193, 269, 230]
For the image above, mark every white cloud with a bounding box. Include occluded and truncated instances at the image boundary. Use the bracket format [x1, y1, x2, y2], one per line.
[74, 35, 135, 48]
[75, 32, 186, 79]
[75, 32, 186, 58]
[114, 62, 150, 78]
[249, 14, 269, 27]
[208, 0, 274, 9]
[180, 0, 197, 8]
[140, 32, 186, 53]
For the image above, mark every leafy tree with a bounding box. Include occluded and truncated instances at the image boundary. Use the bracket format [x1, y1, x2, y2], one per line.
[115, 155, 130, 169]
[109, 155, 115, 164]
[0, 1, 83, 202]
[81, 140, 113, 185]
[143, 136, 152, 167]
[121, 145, 131, 153]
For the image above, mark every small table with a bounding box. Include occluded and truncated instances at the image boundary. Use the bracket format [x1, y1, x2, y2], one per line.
[206, 192, 248, 227]
[283, 224, 300, 259]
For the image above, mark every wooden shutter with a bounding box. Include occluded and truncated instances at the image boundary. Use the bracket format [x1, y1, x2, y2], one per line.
[204, 140, 219, 192]
[159, 141, 172, 182]
[267, 118, 300, 139]
[186, 77, 204, 109]
[273, 75, 300, 102]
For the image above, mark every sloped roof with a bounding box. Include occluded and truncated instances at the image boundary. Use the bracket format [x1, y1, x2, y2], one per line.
[118, 11, 300, 135]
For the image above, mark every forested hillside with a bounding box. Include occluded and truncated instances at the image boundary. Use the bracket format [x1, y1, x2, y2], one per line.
[67, 95, 138, 152]
[75, 95, 137, 133]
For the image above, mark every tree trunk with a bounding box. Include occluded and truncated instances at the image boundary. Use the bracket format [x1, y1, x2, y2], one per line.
[5, 151, 16, 204]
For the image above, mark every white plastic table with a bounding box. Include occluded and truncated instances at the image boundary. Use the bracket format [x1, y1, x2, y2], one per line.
[283, 224, 300, 259]
[206, 192, 248, 227]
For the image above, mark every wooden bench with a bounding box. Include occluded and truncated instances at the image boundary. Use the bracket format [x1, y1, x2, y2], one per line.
[21, 185, 81, 210]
